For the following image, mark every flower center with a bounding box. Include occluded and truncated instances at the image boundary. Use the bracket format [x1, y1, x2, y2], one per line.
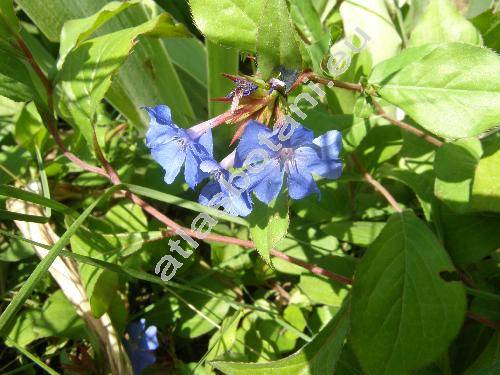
[174, 136, 189, 150]
[279, 147, 295, 163]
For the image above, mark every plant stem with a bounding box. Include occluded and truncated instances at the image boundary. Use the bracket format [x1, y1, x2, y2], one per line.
[372, 99, 443, 147]
[466, 312, 500, 331]
[307, 72, 363, 92]
[307, 73, 444, 148]
[350, 153, 403, 213]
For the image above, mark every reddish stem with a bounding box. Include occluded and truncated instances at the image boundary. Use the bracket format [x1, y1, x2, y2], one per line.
[372, 100, 443, 147]
[351, 153, 403, 213]
[466, 312, 500, 331]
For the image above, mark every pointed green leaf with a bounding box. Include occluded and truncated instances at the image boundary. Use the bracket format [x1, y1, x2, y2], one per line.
[18, 0, 196, 129]
[339, 0, 401, 65]
[370, 42, 500, 138]
[248, 191, 289, 266]
[472, 9, 500, 52]
[441, 209, 500, 265]
[351, 210, 466, 375]
[55, 13, 190, 146]
[58, 0, 141, 68]
[471, 147, 500, 212]
[0, 40, 35, 102]
[256, 0, 303, 79]
[464, 332, 500, 374]
[206, 40, 239, 149]
[0, 0, 20, 37]
[211, 302, 350, 374]
[434, 138, 483, 212]
[190, 0, 264, 51]
[408, 0, 482, 47]
[320, 221, 386, 247]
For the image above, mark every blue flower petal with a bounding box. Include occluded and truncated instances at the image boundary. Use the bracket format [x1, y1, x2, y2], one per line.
[199, 169, 253, 216]
[142, 326, 159, 351]
[144, 105, 174, 126]
[124, 319, 158, 375]
[282, 124, 314, 148]
[199, 180, 224, 207]
[197, 130, 213, 156]
[235, 121, 276, 167]
[292, 145, 340, 179]
[313, 130, 342, 159]
[287, 159, 320, 200]
[249, 158, 284, 204]
[184, 148, 210, 189]
[145, 107, 179, 149]
[151, 141, 185, 184]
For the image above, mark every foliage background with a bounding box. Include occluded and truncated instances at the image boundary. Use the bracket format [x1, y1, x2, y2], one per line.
[0, 0, 499, 374]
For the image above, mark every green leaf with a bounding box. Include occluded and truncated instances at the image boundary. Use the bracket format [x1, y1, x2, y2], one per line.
[299, 269, 352, 306]
[0, 184, 121, 335]
[289, 0, 323, 44]
[471, 147, 500, 212]
[0, 236, 35, 262]
[5, 290, 85, 347]
[339, 0, 401, 65]
[207, 40, 238, 117]
[248, 191, 289, 266]
[105, 201, 148, 232]
[211, 301, 350, 374]
[320, 221, 386, 247]
[434, 138, 483, 212]
[379, 163, 436, 221]
[0, 40, 34, 102]
[206, 40, 239, 150]
[206, 310, 244, 362]
[55, 12, 190, 146]
[441, 209, 500, 265]
[472, 9, 500, 52]
[70, 229, 119, 318]
[351, 210, 466, 375]
[408, 0, 482, 47]
[464, 332, 500, 375]
[14, 102, 46, 151]
[369, 42, 500, 139]
[57, 0, 141, 68]
[256, 0, 302, 79]
[189, 0, 264, 51]
[0, 0, 20, 37]
[18, 0, 196, 129]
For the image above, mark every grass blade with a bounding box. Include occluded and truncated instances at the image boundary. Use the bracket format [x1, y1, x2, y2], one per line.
[0, 184, 72, 213]
[0, 184, 122, 335]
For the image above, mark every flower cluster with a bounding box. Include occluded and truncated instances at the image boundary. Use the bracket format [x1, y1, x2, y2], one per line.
[145, 104, 342, 216]
[123, 319, 159, 374]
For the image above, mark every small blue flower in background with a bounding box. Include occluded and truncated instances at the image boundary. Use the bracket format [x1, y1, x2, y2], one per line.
[198, 159, 253, 217]
[235, 120, 342, 204]
[124, 319, 159, 375]
[145, 105, 213, 189]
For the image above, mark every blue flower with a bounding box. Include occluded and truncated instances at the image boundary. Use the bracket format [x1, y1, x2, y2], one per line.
[198, 159, 253, 217]
[124, 319, 159, 375]
[235, 120, 342, 204]
[145, 105, 213, 189]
